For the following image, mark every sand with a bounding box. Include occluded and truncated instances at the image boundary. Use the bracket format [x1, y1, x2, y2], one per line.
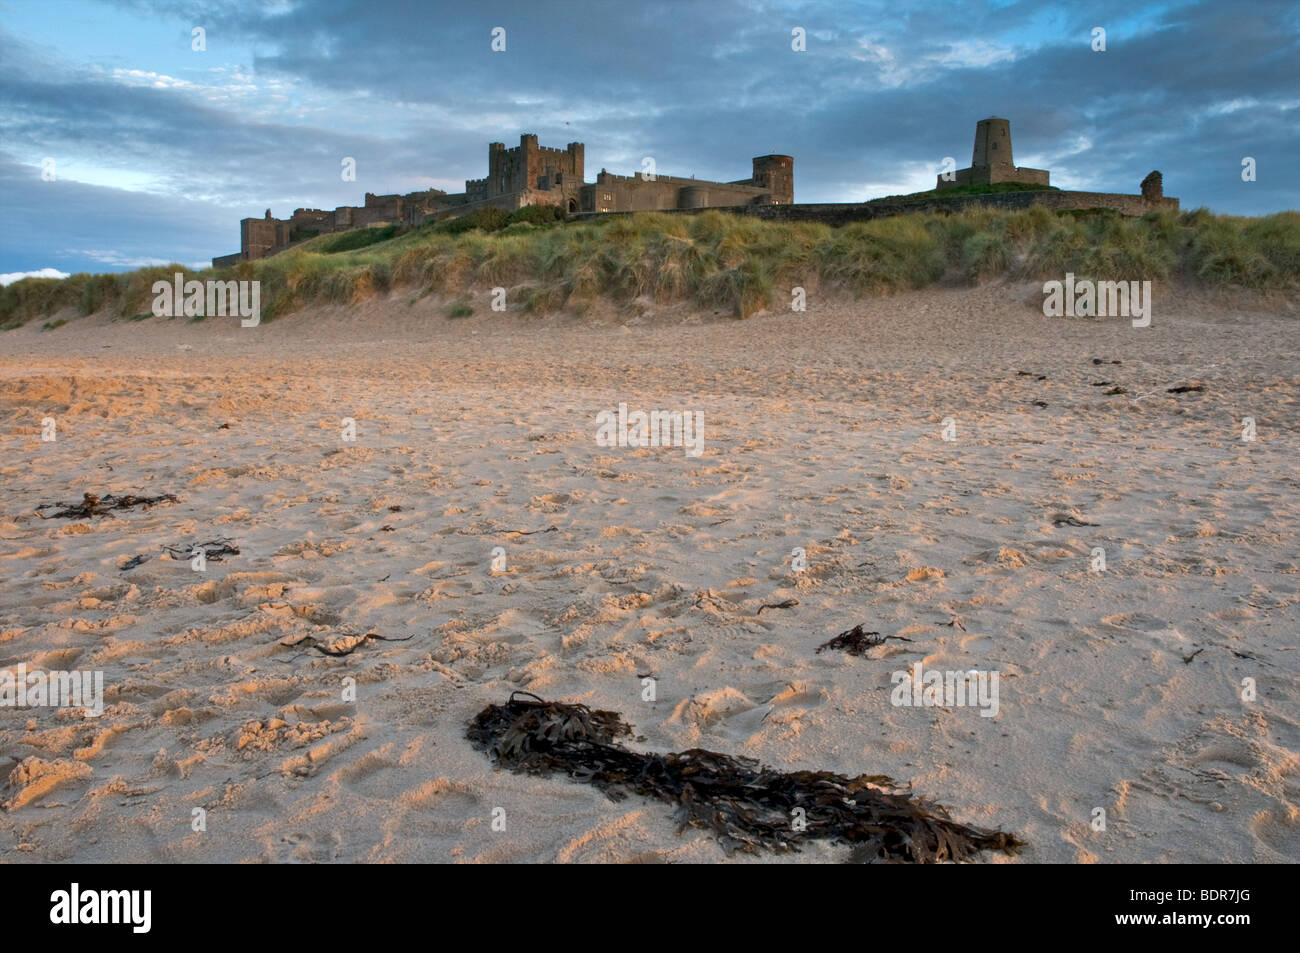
[1, 282, 1297, 863]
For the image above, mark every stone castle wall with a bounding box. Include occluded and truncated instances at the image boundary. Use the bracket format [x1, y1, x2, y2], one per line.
[572, 187, 1178, 226]
[580, 171, 768, 212]
[943, 165, 1051, 189]
[577, 154, 792, 213]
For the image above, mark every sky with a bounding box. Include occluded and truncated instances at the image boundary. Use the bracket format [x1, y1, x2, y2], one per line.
[1, 0, 1297, 280]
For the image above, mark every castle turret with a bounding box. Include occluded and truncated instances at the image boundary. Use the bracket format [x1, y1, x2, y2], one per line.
[568, 141, 584, 182]
[751, 155, 794, 204]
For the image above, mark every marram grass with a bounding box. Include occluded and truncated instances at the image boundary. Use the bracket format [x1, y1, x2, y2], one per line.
[4, 207, 1297, 327]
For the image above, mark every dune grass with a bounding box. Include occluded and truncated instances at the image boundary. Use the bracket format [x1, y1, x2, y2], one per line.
[3, 206, 1297, 328]
[318, 224, 401, 253]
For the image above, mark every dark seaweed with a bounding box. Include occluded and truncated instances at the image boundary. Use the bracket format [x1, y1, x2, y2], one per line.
[468, 691, 1023, 863]
[35, 492, 178, 519]
[815, 624, 911, 656]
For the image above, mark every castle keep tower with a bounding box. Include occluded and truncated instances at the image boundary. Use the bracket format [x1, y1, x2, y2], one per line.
[751, 155, 794, 204]
[937, 117, 1049, 190]
[470, 135, 584, 200]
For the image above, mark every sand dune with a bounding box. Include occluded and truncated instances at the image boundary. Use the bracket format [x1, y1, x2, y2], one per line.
[1, 283, 1297, 862]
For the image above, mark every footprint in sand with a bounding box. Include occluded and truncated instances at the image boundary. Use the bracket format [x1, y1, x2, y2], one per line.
[762, 680, 827, 724]
[667, 686, 756, 733]
[277, 830, 343, 863]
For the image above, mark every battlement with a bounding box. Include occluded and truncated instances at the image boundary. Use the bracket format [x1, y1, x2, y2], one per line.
[593, 170, 750, 188]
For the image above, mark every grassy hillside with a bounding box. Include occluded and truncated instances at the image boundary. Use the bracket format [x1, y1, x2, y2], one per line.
[877, 181, 1060, 201]
[3, 205, 1298, 328]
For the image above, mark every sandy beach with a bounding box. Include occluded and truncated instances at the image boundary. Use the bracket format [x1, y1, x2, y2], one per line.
[1, 283, 1297, 863]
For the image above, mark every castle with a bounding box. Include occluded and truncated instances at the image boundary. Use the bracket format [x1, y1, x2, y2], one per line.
[212, 134, 793, 266]
[212, 118, 1176, 267]
[936, 117, 1050, 190]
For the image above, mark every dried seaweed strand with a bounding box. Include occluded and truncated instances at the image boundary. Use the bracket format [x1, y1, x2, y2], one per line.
[298, 631, 414, 657]
[35, 492, 178, 519]
[162, 538, 240, 561]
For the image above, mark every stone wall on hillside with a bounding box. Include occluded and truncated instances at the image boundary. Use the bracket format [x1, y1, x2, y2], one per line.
[571, 184, 1178, 227]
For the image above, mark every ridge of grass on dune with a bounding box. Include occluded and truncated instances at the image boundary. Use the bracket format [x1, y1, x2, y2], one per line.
[877, 181, 1060, 201]
[4, 207, 1298, 327]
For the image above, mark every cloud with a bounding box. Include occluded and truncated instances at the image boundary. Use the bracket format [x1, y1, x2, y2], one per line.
[0, 0, 1296, 274]
[0, 267, 70, 286]
[0, 151, 240, 275]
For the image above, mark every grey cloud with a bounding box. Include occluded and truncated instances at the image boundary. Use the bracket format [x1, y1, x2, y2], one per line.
[1, 0, 1296, 272]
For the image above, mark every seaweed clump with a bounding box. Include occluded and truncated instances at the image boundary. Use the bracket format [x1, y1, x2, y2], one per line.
[815, 624, 911, 656]
[468, 691, 1023, 863]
